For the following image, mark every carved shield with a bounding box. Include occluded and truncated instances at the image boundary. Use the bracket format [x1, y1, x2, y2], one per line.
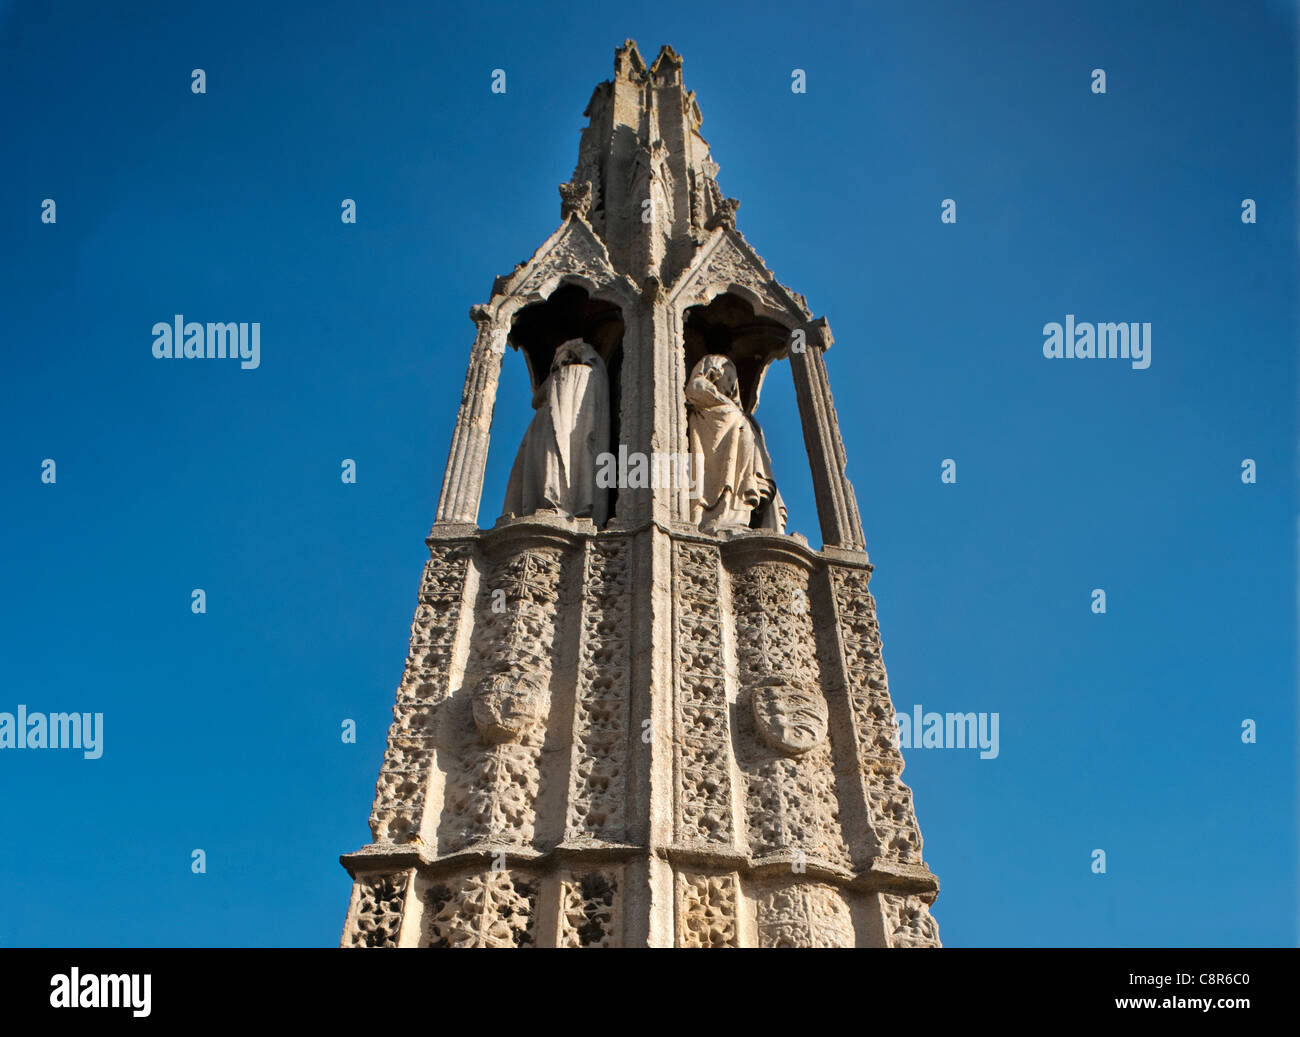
[750, 677, 828, 756]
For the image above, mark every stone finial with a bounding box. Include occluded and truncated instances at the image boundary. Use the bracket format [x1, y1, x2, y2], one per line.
[650, 44, 683, 84]
[559, 179, 593, 220]
[615, 39, 646, 79]
[706, 197, 741, 231]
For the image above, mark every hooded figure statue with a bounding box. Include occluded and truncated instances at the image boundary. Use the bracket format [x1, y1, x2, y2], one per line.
[503, 338, 610, 525]
[685, 353, 786, 534]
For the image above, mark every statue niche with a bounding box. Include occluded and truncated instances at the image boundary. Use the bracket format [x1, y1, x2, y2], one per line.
[685, 353, 786, 534]
[503, 338, 610, 525]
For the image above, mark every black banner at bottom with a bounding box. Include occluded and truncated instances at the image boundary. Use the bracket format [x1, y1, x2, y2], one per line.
[0, 947, 1286, 1023]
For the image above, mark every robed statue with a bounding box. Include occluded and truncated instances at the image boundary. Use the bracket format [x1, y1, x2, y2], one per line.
[685, 353, 786, 534]
[503, 338, 610, 525]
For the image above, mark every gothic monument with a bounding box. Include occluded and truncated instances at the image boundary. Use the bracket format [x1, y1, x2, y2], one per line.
[339, 41, 941, 948]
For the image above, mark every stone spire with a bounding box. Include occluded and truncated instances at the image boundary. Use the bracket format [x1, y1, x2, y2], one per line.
[561, 41, 739, 287]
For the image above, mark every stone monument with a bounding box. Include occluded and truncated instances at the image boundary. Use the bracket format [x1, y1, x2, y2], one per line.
[339, 40, 941, 948]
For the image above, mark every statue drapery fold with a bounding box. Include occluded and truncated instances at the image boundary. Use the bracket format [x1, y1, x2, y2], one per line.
[503, 339, 609, 525]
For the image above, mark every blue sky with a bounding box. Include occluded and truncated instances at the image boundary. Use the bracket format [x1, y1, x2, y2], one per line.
[0, 0, 1295, 947]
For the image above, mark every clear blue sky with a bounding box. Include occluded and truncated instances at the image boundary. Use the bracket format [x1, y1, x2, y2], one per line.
[1, 0, 1295, 947]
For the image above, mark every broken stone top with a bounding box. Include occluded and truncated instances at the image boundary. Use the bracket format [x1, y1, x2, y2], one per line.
[562, 40, 740, 285]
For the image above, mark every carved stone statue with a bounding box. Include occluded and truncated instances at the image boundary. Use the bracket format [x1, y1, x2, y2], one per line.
[503, 339, 609, 524]
[685, 353, 786, 533]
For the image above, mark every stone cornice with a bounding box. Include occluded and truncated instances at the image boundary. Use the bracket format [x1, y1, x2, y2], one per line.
[428, 515, 873, 573]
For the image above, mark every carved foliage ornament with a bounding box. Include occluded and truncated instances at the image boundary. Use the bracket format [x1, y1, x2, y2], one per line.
[678, 872, 738, 948]
[756, 882, 854, 949]
[348, 873, 407, 948]
[423, 871, 539, 948]
[559, 179, 593, 219]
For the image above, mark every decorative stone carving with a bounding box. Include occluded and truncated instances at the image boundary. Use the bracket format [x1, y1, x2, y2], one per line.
[503, 339, 610, 525]
[370, 544, 471, 845]
[756, 881, 855, 948]
[421, 871, 539, 948]
[565, 538, 631, 842]
[883, 893, 941, 948]
[677, 872, 738, 948]
[472, 670, 546, 744]
[559, 179, 593, 219]
[705, 195, 739, 230]
[439, 549, 563, 852]
[347, 872, 408, 948]
[685, 354, 785, 533]
[732, 560, 850, 869]
[651, 141, 675, 227]
[671, 229, 808, 327]
[672, 541, 734, 844]
[687, 168, 707, 240]
[509, 220, 617, 302]
[829, 565, 926, 866]
[750, 675, 828, 755]
[558, 871, 621, 947]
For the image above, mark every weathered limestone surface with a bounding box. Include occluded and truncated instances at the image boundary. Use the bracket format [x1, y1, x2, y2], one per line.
[340, 40, 940, 948]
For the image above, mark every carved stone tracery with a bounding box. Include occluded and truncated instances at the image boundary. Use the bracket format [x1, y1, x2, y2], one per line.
[422, 870, 539, 948]
[347, 873, 408, 948]
[732, 559, 850, 870]
[677, 872, 738, 948]
[565, 539, 631, 842]
[559, 871, 621, 947]
[830, 565, 925, 865]
[756, 881, 855, 948]
[672, 541, 734, 845]
[439, 548, 563, 853]
[370, 544, 471, 845]
[883, 893, 941, 948]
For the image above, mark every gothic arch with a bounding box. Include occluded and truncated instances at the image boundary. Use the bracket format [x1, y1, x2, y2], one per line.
[486, 216, 639, 334]
[666, 225, 812, 330]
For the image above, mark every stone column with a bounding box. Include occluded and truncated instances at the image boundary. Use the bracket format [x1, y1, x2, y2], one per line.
[788, 318, 866, 551]
[435, 307, 504, 527]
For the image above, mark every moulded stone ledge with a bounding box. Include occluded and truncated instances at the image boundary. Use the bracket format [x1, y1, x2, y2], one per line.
[343, 840, 649, 884]
[657, 843, 937, 897]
